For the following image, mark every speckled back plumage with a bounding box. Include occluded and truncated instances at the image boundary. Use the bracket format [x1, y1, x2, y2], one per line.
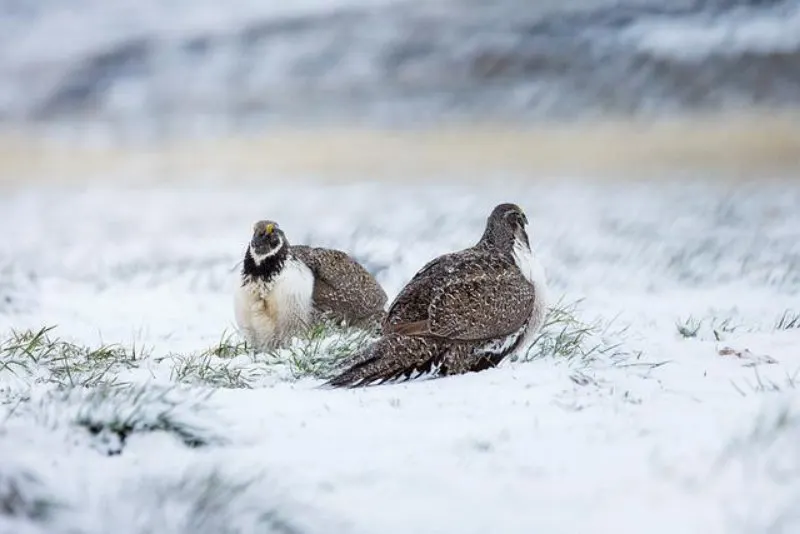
[383, 253, 535, 340]
[291, 245, 388, 326]
[326, 203, 546, 388]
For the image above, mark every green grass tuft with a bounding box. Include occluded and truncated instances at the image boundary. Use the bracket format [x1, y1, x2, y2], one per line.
[0, 326, 142, 389]
[265, 318, 379, 380]
[0, 322, 379, 393]
[169, 353, 257, 389]
[162, 330, 259, 389]
[162, 321, 378, 388]
[168, 356, 255, 389]
[515, 298, 635, 364]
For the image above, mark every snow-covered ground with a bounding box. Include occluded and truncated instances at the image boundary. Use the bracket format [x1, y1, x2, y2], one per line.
[1, 177, 799, 533]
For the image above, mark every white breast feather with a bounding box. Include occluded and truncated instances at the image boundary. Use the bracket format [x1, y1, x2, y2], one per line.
[512, 235, 549, 357]
[234, 258, 315, 350]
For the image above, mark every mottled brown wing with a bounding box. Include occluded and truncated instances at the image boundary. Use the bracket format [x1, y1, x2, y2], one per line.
[382, 252, 463, 332]
[291, 245, 388, 321]
[384, 252, 535, 341]
[425, 266, 535, 340]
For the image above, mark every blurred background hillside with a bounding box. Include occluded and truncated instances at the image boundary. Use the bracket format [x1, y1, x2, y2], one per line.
[1, 0, 799, 184]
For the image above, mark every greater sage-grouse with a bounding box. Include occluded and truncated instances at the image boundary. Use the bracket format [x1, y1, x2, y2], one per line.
[326, 203, 547, 387]
[234, 220, 388, 350]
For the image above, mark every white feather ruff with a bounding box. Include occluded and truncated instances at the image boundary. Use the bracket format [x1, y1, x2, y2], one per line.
[512, 234, 548, 355]
[233, 256, 315, 350]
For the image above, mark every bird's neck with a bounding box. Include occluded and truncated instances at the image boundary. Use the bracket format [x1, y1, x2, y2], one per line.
[476, 228, 516, 255]
[242, 246, 288, 285]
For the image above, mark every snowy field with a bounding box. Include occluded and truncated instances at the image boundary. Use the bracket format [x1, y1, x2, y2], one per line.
[1, 176, 799, 533]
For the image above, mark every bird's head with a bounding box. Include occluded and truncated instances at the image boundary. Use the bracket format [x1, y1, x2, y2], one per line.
[479, 203, 530, 251]
[248, 220, 287, 264]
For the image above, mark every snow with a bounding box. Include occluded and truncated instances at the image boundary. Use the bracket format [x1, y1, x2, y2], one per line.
[1, 177, 799, 533]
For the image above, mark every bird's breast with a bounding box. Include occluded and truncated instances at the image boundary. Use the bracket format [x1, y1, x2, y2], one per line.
[235, 259, 315, 334]
[267, 259, 316, 322]
[512, 237, 546, 289]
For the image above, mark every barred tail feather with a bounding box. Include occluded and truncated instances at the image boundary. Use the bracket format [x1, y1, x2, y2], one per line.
[324, 334, 448, 388]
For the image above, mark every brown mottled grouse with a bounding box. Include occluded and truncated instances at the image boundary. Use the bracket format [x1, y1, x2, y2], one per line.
[234, 220, 387, 350]
[326, 202, 548, 388]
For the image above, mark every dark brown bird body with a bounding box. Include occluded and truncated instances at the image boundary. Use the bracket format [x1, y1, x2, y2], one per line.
[290, 245, 388, 326]
[326, 203, 547, 388]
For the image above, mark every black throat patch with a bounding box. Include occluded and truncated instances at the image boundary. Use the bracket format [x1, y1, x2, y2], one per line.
[241, 245, 288, 285]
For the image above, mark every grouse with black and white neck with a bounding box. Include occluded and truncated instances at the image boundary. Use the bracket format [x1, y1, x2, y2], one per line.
[234, 220, 388, 350]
